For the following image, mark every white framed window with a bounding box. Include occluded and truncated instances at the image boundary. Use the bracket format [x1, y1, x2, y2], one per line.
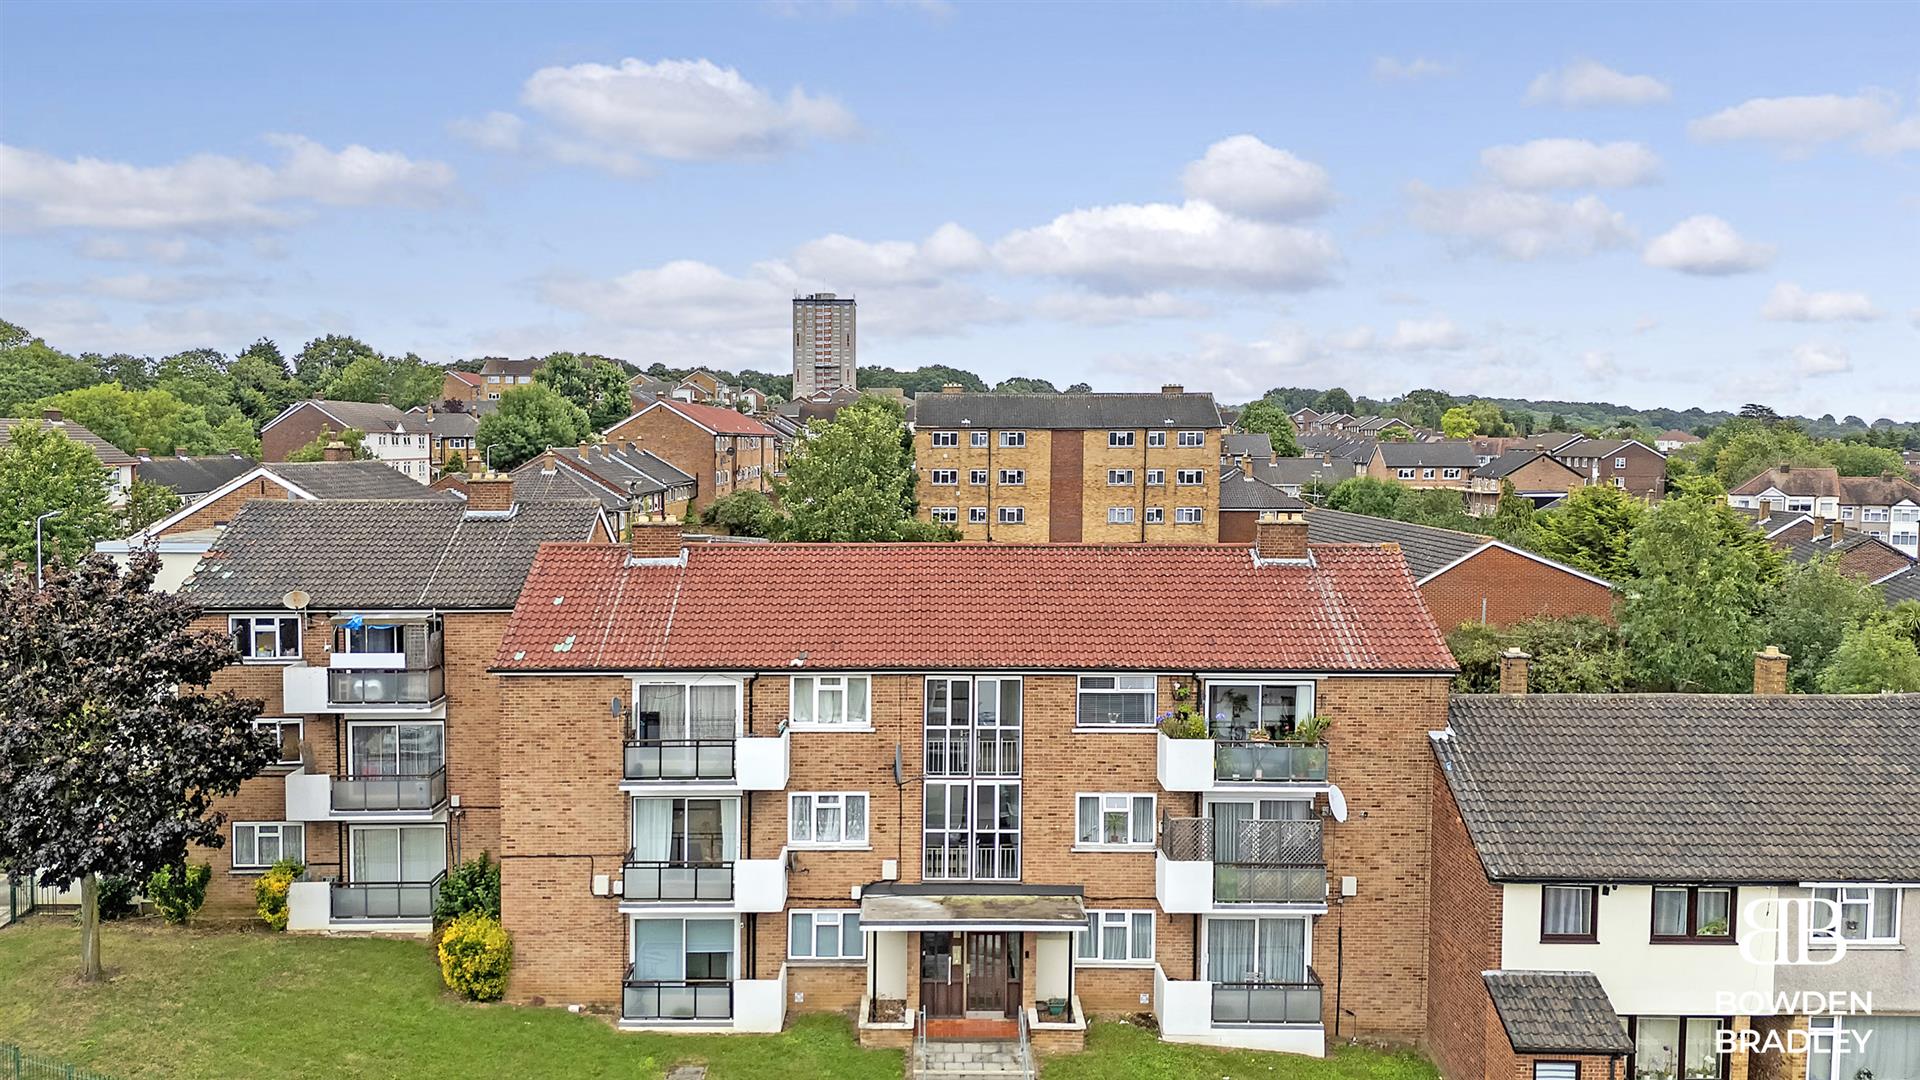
[1076, 793, 1155, 847]
[1077, 675, 1156, 726]
[253, 718, 303, 765]
[930, 469, 958, 486]
[232, 822, 304, 870]
[788, 910, 863, 960]
[1000, 506, 1025, 524]
[789, 793, 869, 847]
[969, 469, 988, 486]
[1176, 469, 1204, 486]
[1144, 507, 1164, 524]
[1614, 456, 1627, 469]
[231, 615, 302, 661]
[1147, 431, 1167, 448]
[1107, 468, 1134, 486]
[1001, 431, 1026, 448]
[999, 469, 1025, 486]
[1107, 507, 1135, 525]
[1175, 507, 1203, 524]
[1109, 431, 1135, 448]
[1532, 1063, 1578, 1080]
[971, 431, 989, 448]
[968, 507, 988, 524]
[1397, 468, 1415, 480]
[1442, 468, 1460, 480]
[1178, 431, 1204, 448]
[931, 507, 959, 524]
[1421, 468, 1436, 480]
[1145, 468, 1165, 486]
[1810, 886, 1900, 945]
[791, 675, 871, 727]
[1806, 1015, 1920, 1080]
[931, 431, 959, 447]
[1077, 909, 1155, 964]
[1611, 477, 1625, 489]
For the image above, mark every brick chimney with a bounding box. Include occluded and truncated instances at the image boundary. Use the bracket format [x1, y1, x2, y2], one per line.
[1754, 646, 1789, 695]
[322, 440, 352, 463]
[465, 471, 515, 513]
[1161, 384, 1184, 395]
[42, 408, 62, 422]
[628, 515, 684, 561]
[1499, 648, 1531, 694]
[1253, 514, 1308, 562]
[940, 383, 964, 395]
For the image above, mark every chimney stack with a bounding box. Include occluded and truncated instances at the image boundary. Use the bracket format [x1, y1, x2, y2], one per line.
[1161, 384, 1184, 395]
[940, 383, 964, 395]
[1253, 512, 1309, 562]
[322, 440, 352, 463]
[42, 408, 62, 422]
[1754, 646, 1789, 695]
[628, 515, 684, 561]
[465, 471, 515, 513]
[1498, 648, 1531, 695]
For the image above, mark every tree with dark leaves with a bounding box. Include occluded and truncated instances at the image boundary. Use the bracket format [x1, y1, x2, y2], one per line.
[0, 553, 272, 980]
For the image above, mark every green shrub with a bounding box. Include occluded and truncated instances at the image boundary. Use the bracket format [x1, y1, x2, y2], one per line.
[434, 852, 502, 922]
[438, 912, 512, 1002]
[148, 863, 211, 925]
[98, 874, 138, 920]
[254, 858, 304, 931]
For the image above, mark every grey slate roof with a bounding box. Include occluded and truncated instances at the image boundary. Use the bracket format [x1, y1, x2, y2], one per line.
[1482, 972, 1632, 1055]
[181, 497, 602, 610]
[267, 399, 414, 435]
[405, 406, 482, 439]
[1218, 467, 1310, 511]
[1261, 456, 1353, 489]
[1376, 440, 1481, 469]
[913, 392, 1222, 430]
[1879, 565, 1920, 605]
[134, 453, 257, 496]
[1435, 693, 1920, 882]
[0, 417, 139, 466]
[1475, 450, 1577, 482]
[1297, 434, 1378, 464]
[270, 461, 456, 501]
[1305, 508, 1488, 579]
[509, 445, 696, 507]
[1222, 433, 1274, 460]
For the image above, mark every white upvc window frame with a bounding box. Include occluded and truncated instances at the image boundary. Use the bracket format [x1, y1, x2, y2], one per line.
[1145, 468, 1165, 486]
[1075, 792, 1156, 849]
[230, 614, 303, 662]
[1176, 468, 1204, 486]
[970, 431, 989, 448]
[931, 507, 959, 524]
[931, 431, 959, 447]
[968, 507, 988, 524]
[788, 792, 870, 848]
[1442, 468, 1461, 480]
[1000, 431, 1026, 448]
[232, 821, 305, 871]
[1108, 431, 1135, 449]
[1178, 430, 1204, 448]
[788, 909, 864, 961]
[1076, 909, 1156, 966]
[1107, 507, 1135, 525]
[1144, 507, 1164, 524]
[1075, 675, 1157, 727]
[1421, 468, 1436, 480]
[1147, 430, 1167, 448]
[1107, 468, 1133, 486]
[790, 674, 872, 729]
[999, 506, 1025, 525]
[253, 717, 304, 766]
[1808, 885, 1901, 945]
[930, 469, 958, 486]
[998, 468, 1025, 486]
[1397, 468, 1415, 480]
[1175, 507, 1203, 524]
[969, 469, 988, 486]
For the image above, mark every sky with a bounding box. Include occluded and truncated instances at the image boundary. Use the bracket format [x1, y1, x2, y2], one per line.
[1, 0, 1916, 419]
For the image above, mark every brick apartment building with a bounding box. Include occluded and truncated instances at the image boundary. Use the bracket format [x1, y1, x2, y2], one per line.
[1555, 437, 1667, 502]
[1367, 442, 1481, 494]
[485, 520, 1456, 1056]
[260, 399, 434, 483]
[1466, 451, 1588, 515]
[602, 399, 782, 514]
[178, 477, 606, 929]
[1427, 649, 1920, 1080]
[911, 387, 1227, 542]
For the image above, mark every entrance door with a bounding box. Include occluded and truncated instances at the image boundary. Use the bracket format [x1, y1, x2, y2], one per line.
[920, 932, 963, 1018]
[963, 932, 1020, 1017]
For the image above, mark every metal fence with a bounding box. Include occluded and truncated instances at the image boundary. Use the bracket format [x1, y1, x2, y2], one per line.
[1, 1043, 120, 1080]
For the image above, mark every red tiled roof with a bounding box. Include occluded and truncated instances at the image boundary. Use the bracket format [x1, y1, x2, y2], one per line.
[447, 370, 484, 388]
[494, 542, 1457, 673]
[649, 399, 779, 437]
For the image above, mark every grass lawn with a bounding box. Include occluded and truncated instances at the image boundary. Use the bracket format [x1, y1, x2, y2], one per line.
[0, 917, 1433, 1080]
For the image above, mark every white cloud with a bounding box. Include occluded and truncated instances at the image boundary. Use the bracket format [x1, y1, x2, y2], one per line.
[1406, 182, 1634, 260]
[513, 57, 857, 166]
[73, 236, 208, 264]
[789, 223, 987, 285]
[1794, 343, 1852, 376]
[994, 199, 1339, 293]
[1479, 138, 1660, 190]
[1386, 317, 1467, 350]
[1579, 349, 1620, 378]
[1762, 282, 1881, 322]
[1179, 135, 1335, 220]
[449, 111, 526, 152]
[1688, 92, 1908, 153]
[1525, 60, 1671, 108]
[0, 137, 453, 232]
[1372, 56, 1454, 82]
[1642, 215, 1775, 275]
[1033, 291, 1212, 324]
[10, 272, 266, 305]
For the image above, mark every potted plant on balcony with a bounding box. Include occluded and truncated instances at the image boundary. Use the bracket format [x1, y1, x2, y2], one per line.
[1156, 681, 1208, 740]
[1285, 714, 1331, 745]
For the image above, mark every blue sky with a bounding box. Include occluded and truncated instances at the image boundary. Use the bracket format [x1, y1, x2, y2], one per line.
[2, 0, 1916, 418]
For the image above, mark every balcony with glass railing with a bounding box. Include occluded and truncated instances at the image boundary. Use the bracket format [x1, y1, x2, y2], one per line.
[1155, 816, 1326, 912]
[621, 723, 789, 789]
[1211, 968, 1324, 1025]
[329, 871, 445, 922]
[284, 765, 448, 823]
[1157, 732, 1330, 791]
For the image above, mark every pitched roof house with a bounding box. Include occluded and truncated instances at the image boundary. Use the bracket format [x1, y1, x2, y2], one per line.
[260, 399, 433, 483]
[1368, 441, 1481, 492]
[1552, 437, 1666, 502]
[1427, 656, 1920, 1080]
[131, 451, 258, 500]
[509, 443, 697, 528]
[602, 398, 782, 512]
[1467, 451, 1588, 514]
[0, 410, 139, 504]
[1730, 465, 1920, 557]
[1654, 428, 1701, 452]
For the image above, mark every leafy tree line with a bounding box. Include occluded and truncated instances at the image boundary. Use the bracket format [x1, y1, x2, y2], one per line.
[1667, 415, 1912, 487]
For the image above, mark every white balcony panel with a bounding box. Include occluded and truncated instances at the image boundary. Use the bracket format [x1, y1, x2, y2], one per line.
[1157, 733, 1214, 792]
[734, 857, 789, 913]
[281, 664, 329, 713]
[329, 652, 408, 669]
[1156, 850, 1213, 914]
[283, 770, 332, 822]
[1153, 967, 1326, 1056]
[736, 730, 791, 791]
[734, 971, 788, 1033]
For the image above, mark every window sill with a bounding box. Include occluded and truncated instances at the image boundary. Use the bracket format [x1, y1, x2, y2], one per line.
[238, 659, 300, 666]
[1808, 941, 1903, 952]
[1071, 845, 1155, 854]
[1073, 960, 1154, 970]
[787, 845, 873, 853]
[787, 724, 875, 734]
[1071, 726, 1157, 735]
[785, 957, 865, 967]
[228, 869, 269, 877]
[1538, 937, 1599, 945]
[1649, 937, 1737, 946]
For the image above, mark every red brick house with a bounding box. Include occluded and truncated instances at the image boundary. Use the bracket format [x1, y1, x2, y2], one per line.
[601, 399, 781, 512]
[486, 520, 1457, 1058]
[1553, 437, 1666, 502]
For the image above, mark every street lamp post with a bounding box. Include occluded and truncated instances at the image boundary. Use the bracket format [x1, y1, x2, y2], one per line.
[34, 509, 63, 589]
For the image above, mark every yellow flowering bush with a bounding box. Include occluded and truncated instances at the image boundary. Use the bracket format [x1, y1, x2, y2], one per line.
[438, 911, 512, 1002]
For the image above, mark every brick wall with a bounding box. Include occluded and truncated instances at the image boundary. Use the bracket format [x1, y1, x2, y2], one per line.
[914, 430, 1055, 542]
[1426, 761, 1503, 1079]
[1420, 546, 1616, 629]
[261, 406, 335, 462]
[156, 476, 297, 537]
[604, 408, 730, 512]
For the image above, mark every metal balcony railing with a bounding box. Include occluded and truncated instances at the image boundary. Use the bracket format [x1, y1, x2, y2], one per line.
[922, 839, 1020, 882]
[328, 667, 444, 707]
[1211, 968, 1323, 1025]
[623, 738, 736, 781]
[924, 734, 969, 777]
[330, 871, 445, 920]
[1211, 741, 1329, 783]
[331, 766, 447, 813]
[973, 730, 1021, 777]
[622, 855, 734, 902]
[622, 971, 733, 1021]
[1160, 816, 1326, 904]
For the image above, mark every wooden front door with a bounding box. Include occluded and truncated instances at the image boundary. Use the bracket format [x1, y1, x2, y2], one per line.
[963, 932, 1020, 1017]
[920, 932, 963, 1019]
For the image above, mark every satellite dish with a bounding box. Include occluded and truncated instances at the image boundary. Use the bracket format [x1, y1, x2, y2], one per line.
[891, 743, 904, 787]
[609, 696, 625, 717]
[1326, 784, 1349, 823]
[282, 589, 310, 610]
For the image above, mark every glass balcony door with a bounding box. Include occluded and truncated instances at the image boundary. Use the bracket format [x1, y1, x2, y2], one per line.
[627, 917, 736, 1020]
[630, 797, 739, 901]
[337, 824, 447, 919]
[339, 722, 445, 811]
[631, 683, 739, 780]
